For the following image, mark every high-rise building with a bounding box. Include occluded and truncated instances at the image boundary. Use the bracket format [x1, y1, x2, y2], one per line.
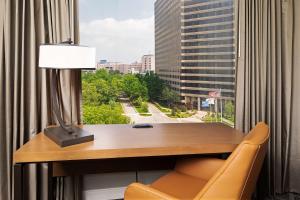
[96, 61, 142, 74]
[142, 55, 155, 72]
[155, 0, 235, 109]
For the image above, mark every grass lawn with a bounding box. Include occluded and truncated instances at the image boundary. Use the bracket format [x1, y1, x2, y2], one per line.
[133, 104, 152, 116]
[167, 110, 197, 118]
[153, 102, 171, 113]
[140, 113, 152, 117]
[202, 113, 234, 127]
[202, 114, 222, 122]
[154, 102, 197, 118]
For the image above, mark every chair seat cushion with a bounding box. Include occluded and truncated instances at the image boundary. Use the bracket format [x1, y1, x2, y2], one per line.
[151, 171, 207, 199]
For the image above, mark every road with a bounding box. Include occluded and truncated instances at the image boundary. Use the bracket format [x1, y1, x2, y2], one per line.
[121, 100, 204, 124]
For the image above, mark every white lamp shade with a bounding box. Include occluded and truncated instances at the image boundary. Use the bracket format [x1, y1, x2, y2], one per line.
[39, 45, 96, 69]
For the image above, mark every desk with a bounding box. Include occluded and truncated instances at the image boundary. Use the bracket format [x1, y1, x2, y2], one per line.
[13, 123, 244, 200]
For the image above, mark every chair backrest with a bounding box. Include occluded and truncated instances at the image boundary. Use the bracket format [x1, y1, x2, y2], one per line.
[195, 122, 269, 200]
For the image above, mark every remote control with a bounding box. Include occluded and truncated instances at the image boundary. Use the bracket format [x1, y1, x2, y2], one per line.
[132, 123, 153, 128]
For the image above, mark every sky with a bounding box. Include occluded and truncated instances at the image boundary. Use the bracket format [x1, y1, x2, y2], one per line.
[79, 0, 155, 63]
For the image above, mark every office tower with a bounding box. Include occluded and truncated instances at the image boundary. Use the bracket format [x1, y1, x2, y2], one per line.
[155, 0, 235, 109]
[155, 0, 182, 92]
[142, 55, 155, 72]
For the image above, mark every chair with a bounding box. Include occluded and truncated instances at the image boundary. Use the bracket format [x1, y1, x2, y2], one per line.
[124, 122, 269, 200]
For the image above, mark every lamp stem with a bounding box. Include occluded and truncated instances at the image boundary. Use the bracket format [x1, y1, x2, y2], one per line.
[51, 70, 73, 133]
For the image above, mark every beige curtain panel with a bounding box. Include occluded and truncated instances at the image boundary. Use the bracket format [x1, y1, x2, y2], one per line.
[0, 0, 82, 199]
[236, 0, 300, 198]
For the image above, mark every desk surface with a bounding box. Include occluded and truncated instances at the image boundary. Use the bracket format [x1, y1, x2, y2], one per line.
[14, 123, 244, 164]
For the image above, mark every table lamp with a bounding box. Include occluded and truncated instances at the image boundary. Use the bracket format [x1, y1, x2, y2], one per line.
[39, 42, 96, 147]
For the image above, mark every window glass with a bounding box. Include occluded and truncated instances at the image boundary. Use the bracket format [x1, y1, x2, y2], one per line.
[80, 0, 236, 126]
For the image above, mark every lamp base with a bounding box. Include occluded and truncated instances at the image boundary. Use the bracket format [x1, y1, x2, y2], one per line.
[44, 126, 94, 147]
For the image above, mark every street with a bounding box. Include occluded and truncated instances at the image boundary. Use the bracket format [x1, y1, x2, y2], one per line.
[121, 100, 205, 124]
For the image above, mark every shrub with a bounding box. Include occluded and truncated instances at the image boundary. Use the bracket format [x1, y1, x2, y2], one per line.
[82, 103, 130, 124]
[132, 96, 143, 107]
[140, 102, 149, 113]
[171, 107, 180, 116]
[178, 105, 187, 112]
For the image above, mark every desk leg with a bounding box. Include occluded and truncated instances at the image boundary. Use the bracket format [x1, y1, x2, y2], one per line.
[48, 162, 53, 200]
[14, 163, 23, 200]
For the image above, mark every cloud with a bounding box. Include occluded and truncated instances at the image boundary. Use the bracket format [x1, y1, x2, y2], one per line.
[80, 16, 154, 63]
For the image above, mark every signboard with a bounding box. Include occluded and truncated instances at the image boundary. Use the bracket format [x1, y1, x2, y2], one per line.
[202, 100, 209, 108]
[208, 98, 215, 105]
[202, 98, 215, 107]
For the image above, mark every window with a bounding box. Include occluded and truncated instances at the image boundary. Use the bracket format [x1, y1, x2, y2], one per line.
[80, 0, 236, 126]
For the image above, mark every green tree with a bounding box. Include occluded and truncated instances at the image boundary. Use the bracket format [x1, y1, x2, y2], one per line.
[83, 104, 130, 124]
[94, 69, 111, 81]
[132, 96, 143, 107]
[95, 79, 111, 103]
[82, 70, 125, 105]
[123, 74, 148, 101]
[139, 71, 164, 101]
[111, 77, 123, 98]
[161, 87, 180, 108]
[82, 81, 100, 106]
[224, 100, 234, 120]
[81, 71, 95, 82]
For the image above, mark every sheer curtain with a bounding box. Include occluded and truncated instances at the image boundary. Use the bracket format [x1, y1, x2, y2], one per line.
[235, 0, 300, 198]
[0, 0, 82, 199]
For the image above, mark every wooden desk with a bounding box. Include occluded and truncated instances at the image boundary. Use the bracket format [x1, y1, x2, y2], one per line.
[13, 123, 244, 200]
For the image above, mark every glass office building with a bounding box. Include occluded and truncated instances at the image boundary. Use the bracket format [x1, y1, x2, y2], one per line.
[155, 0, 235, 109]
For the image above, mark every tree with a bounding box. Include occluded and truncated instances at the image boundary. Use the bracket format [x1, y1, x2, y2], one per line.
[82, 81, 100, 106]
[81, 69, 131, 124]
[82, 70, 125, 105]
[82, 104, 130, 124]
[224, 100, 234, 120]
[123, 74, 148, 101]
[160, 86, 180, 108]
[132, 96, 144, 107]
[110, 77, 123, 100]
[141, 71, 164, 101]
[94, 69, 111, 81]
[94, 79, 112, 103]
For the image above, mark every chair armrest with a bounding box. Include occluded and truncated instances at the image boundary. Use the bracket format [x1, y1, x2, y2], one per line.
[124, 183, 179, 200]
[175, 158, 225, 181]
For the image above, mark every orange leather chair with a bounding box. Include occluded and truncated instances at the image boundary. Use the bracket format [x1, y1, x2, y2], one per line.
[124, 122, 269, 200]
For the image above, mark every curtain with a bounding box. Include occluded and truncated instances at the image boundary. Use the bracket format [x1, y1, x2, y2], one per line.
[235, 0, 300, 198]
[0, 0, 82, 199]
